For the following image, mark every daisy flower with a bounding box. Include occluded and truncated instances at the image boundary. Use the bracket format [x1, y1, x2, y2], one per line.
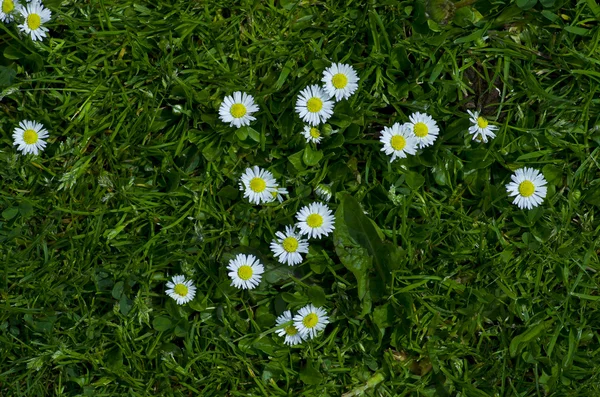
[407, 112, 439, 149]
[467, 110, 498, 143]
[380, 122, 418, 162]
[17, 2, 51, 41]
[0, 0, 17, 23]
[270, 225, 309, 266]
[165, 275, 197, 305]
[275, 310, 304, 346]
[12, 120, 49, 155]
[293, 304, 329, 340]
[269, 186, 288, 203]
[227, 253, 264, 290]
[315, 184, 332, 202]
[322, 63, 359, 101]
[505, 167, 548, 210]
[218, 91, 259, 128]
[302, 125, 323, 144]
[296, 202, 335, 239]
[239, 166, 278, 205]
[295, 85, 334, 126]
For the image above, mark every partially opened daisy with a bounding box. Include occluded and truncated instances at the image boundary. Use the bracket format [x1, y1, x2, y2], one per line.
[17, 2, 51, 41]
[227, 254, 264, 290]
[218, 91, 259, 128]
[506, 167, 547, 210]
[239, 166, 278, 205]
[407, 112, 439, 148]
[295, 85, 334, 126]
[380, 122, 418, 162]
[296, 202, 335, 239]
[270, 225, 309, 266]
[269, 186, 289, 203]
[0, 0, 17, 23]
[165, 275, 196, 305]
[293, 304, 329, 340]
[275, 310, 304, 346]
[322, 63, 359, 101]
[12, 120, 49, 155]
[302, 125, 323, 144]
[315, 184, 332, 202]
[467, 110, 498, 143]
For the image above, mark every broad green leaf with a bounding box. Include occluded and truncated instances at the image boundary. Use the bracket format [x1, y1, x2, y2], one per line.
[111, 281, 124, 300]
[300, 359, 323, 385]
[288, 150, 305, 171]
[334, 194, 403, 316]
[509, 322, 547, 357]
[0, 66, 16, 87]
[2, 207, 19, 220]
[405, 171, 425, 190]
[333, 199, 373, 316]
[152, 316, 173, 332]
[303, 146, 323, 166]
[516, 0, 537, 9]
[307, 285, 327, 307]
[542, 164, 561, 185]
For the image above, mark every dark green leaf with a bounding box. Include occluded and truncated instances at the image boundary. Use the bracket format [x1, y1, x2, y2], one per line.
[300, 359, 323, 385]
[152, 316, 173, 332]
[307, 285, 326, 307]
[0, 66, 16, 87]
[303, 146, 323, 166]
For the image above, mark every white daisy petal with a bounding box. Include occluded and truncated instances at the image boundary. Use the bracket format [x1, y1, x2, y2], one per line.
[467, 110, 498, 143]
[321, 63, 359, 101]
[315, 184, 332, 202]
[295, 202, 335, 239]
[302, 125, 323, 144]
[17, 2, 51, 41]
[0, 0, 18, 23]
[295, 85, 334, 126]
[505, 167, 547, 210]
[275, 310, 305, 346]
[12, 119, 49, 156]
[165, 275, 196, 305]
[407, 112, 440, 149]
[239, 166, 279, 205]
[270, 225, 309, 266]
[380, 122, 418, 162]
[292, 304, 330, 340]
[218, 91, 259, 128]
[226, 254, 264, 290]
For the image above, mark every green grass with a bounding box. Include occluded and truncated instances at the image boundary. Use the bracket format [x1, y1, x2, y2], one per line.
[2, 0, 600, 395]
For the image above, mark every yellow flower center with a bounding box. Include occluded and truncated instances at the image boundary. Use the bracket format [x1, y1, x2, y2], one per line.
[285, 325, 298, 336]
[331, 73, 348, 89]
[477, 116, 489, 129]
[306, 213, 323, 228]
[237, 265, 253, 281]
[230, 103, 247, 118]
[390, 135, 406, 151]
[27, 13, 41, 30]
[413, 122, 428, 138]
[302, 313, 318, 328]
[309, 127, 320, 138]
[306, 97, 323, 113]
[518, 180, 535, 197]
[2, 0, 14, 13]
[173, 284, 188, 296]
[249, 177, 266, 193]
[23, 129, 39, 145]
[282, 237, 299, 253]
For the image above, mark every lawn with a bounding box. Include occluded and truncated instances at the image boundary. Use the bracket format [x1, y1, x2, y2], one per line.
[1, 0, 600, 395]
